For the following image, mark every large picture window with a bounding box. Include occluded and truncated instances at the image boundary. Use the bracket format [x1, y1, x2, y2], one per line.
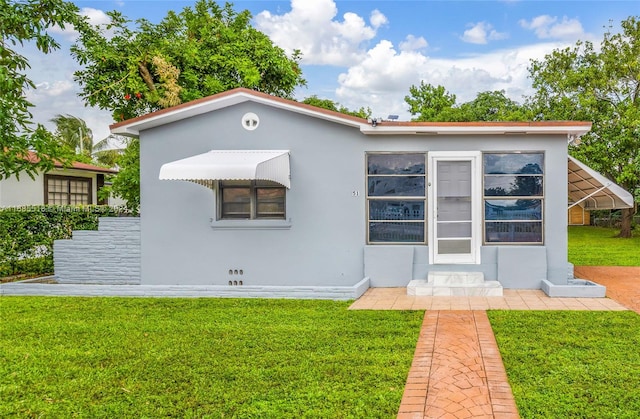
[367, 153, 426, 243]
[218, 180, 285, 220]
[483, 153, 544, 243]
[45, 175, 92, 205]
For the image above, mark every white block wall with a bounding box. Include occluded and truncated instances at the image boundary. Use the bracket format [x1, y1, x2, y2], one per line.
[54, 217, 141, 284]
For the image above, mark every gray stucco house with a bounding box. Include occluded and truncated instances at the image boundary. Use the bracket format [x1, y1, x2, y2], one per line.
[50, 88, 633, 299]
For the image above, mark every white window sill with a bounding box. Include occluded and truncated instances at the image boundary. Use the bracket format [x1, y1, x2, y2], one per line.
[210, 218, 292, 230]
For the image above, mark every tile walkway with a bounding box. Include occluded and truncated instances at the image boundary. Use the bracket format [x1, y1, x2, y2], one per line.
[349, 287, 629, 418]
[349, 288, 628, 311]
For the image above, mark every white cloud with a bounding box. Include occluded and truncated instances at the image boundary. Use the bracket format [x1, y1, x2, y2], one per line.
[49, 8, 112, 40]
[334, 40, 573, 121]
[399, 35, 428, 52]
[254, 0, 385, 66]
[519, 15, 585, 40]
[461, 22, 508, 44]
[370, 9, 388, 28]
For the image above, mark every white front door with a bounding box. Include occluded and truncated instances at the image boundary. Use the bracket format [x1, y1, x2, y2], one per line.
[429, 152, 481, 264]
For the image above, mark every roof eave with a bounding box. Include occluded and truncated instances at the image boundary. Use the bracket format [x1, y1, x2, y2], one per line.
[360, 124, 592, 136]
[110, 89, 368, 136]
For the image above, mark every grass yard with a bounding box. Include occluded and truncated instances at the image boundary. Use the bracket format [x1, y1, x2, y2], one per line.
[489, 310, 640, 419]
[0, 297, 423, 418]
[568, 226, 640, 266]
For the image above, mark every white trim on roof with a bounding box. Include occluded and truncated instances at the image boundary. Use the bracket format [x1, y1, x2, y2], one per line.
[159, 150, 291, 189]
[568, 156, 634, 210]
[111, 90, 367, 136]
[360, 124, 592, 136]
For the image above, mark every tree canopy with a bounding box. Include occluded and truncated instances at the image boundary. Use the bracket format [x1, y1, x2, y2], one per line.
[404, 82, 457, 122]
[302, 95, 371, 119]
[0, 0, 79, 179]
[71, 0, 306, 122]
[404, 83, 528, 122]
[528, 16, 640, 237]
[71, 0, 307, 211]
[50, 114, 93, 157]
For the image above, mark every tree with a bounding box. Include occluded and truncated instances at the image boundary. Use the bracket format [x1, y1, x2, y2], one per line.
[450, 90, 530, 122]
[0, 0, 79, 179]
[71, 0, 307, 211]
[302, 95, 371, 119]
[404, 82, 457, 121]
[528, 16, 640, 237]
[106, 138, 140, 213]
[92, 134, 126, 168]
[50, 114, 93, 157]
[71, 0, 305, 122]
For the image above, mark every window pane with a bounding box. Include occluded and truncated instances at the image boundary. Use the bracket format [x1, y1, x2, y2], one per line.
[437, 197, 471, 221]
[437, 222, 471, 238]
[368, 176, 425, 196]
[221, 187, 251, 218]
[369, 222, 425, 243]
[438, 239, 471, 254]
[485, 199, 542, 220]
[368, 154, 425, 175]
[483, 153, 544, 175]
[369, 200, 424, 220]
[256, 188, 285, 219]
[485, 222, 542, 243]
[484, 176, 543, 196]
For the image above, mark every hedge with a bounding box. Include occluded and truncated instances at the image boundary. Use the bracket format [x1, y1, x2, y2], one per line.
[0, 206, 134, 278]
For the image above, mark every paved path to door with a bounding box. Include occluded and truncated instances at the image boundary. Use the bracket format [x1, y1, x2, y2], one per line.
[350, 268, 635, 418]
[397, 311, 518, 419]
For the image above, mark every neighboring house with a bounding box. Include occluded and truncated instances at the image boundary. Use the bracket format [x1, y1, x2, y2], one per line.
[0, 151, 117, 207]
[57, 88, 632, 297]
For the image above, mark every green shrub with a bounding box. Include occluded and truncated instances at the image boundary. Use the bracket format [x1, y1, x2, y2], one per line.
[0, 205, 134, 277]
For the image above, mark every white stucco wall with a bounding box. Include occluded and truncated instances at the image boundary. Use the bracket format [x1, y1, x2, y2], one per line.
[138, 101, 571, 289]
[0, 169, 100, 207]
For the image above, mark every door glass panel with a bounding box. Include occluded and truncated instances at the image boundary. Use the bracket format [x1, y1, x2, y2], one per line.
[437, 197, 471, 221]
[438, 240, 471, 254]
[437, 222, 471, 238]
[435, 160, 474, 260]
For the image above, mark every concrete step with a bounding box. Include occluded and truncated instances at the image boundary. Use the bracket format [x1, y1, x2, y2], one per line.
[407, 272, 503, 296]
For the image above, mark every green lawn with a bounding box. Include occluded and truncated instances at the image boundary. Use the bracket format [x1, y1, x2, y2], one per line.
[568, 225, 640, 266]
[0, 297, 423, 418]
[489, 310, 640, 419]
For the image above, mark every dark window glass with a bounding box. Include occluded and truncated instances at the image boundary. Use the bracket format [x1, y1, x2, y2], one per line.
[369, 222, 425, 243]
[256, 188, 285, 218]
[484, 176, 543, 196]
[483, 153, 544, 244]
[367, 154, 425, 175]
[483, 153, 544, 175]
[219, 182, 285, 220]
[485, 199, 542, 221]
[485, 222, 542, 243]
[368, 176, 425, 197]
[369, 200, 425, 220]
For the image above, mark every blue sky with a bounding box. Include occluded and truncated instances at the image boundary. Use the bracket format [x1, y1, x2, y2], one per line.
[23, 0, 639, 142]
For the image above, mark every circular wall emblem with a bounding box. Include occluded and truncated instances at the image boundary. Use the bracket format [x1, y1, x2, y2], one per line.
[241, 112, 259, 131]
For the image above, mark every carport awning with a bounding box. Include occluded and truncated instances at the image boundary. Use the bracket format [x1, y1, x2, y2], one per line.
[159, 150, 290, 188]
[568, 156, 634, 210]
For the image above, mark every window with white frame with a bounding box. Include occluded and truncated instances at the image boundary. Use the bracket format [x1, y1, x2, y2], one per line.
[218, 180, 286, 220]
[366, 153, 426, 243]
[483, 153, 544, 243]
